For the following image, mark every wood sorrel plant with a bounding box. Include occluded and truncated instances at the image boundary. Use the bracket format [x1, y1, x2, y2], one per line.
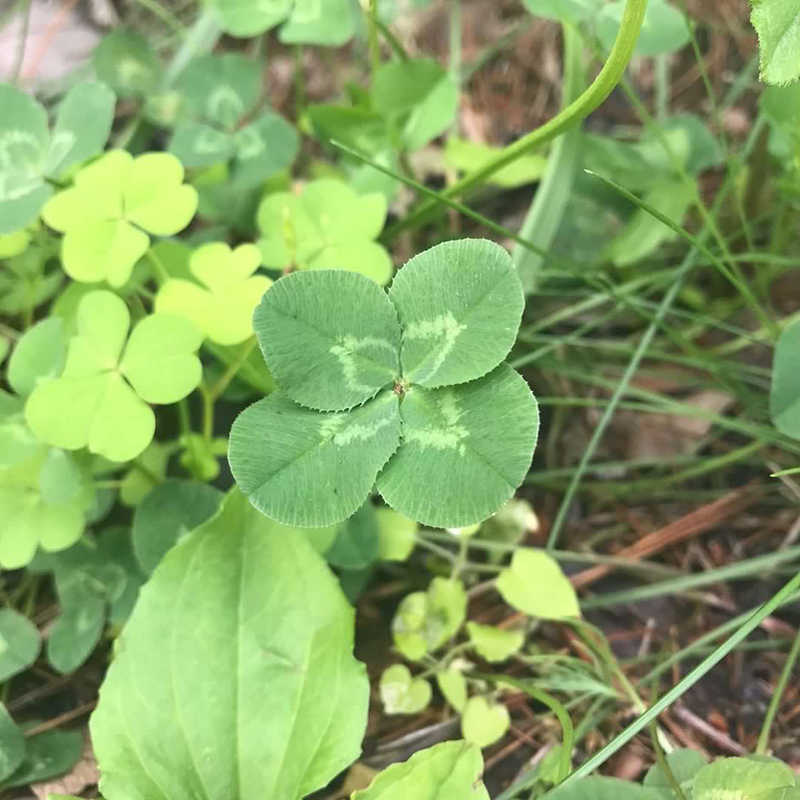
[228, 238, 540, 529]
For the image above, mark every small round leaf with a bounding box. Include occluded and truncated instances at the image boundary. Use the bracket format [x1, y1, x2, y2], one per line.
[0, 608, 41, 682]
[379, 665, 432, 715]
[496, 549, 579, 619]
[461, 696, 510, 748]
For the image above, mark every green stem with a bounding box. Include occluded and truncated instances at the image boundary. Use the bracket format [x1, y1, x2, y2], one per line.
[563, 571, 800, 783]
[208, 337, 257, 400]
[477, 673, 574, 785]
[512, 20, 584, 293]
[756, 627, 800, 754]
[384, 0, 648, 238]
[368, 0, 380, 78]
[162, 8, 222, 87]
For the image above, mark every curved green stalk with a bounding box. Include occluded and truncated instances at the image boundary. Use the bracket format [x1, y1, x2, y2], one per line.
[475, 673, 574, 784]
[383, 0, 648, 239]
[513, 21, 584, 293]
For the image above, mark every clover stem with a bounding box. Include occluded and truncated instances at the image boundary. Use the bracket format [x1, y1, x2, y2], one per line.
[199, 384, 214, 443]
[208, 337, 258, 401]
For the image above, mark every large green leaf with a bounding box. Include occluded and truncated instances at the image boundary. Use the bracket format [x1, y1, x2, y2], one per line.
[377, 365, 538, 528]
[0, 608, 41, 682]
[389, 239, 524, 388]
[91, 489, 369, 800]
[750, 0, 800, 84]
[253, 269, 401, 411]
[229, 391, 401, 526]
[771, 317, 800, 439]
[352, 740, 489, 799]
[279, 0, 357, 45]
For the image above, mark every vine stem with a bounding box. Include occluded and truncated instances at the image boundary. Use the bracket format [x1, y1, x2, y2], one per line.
[384, 0, 648, 238]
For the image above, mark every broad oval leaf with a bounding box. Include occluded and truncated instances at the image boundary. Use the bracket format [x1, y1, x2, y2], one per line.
[466, 621, 524, 662]
[436, 668, 467, 712]
[229, 390, 401, 527]
[496, 549, 580, 619]
[389, 238, 524, 388]
[771, 317, 800, 439]
[254, 270, 401, 411]
[352, 740, 489, 800]
[91, 489, 369, 800]
[377, 364, 538, 528]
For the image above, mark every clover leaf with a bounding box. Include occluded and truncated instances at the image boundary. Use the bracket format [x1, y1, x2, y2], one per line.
[0, 81, 116, 235]
[25, 290, 202, 462]
[155, 242, 272, 345]
[0, 447, 90, 569]
[229, 238, 539, 528]
[166, 54, 298, 188]
[41, 150, 198, 287]
[208, 0, 357, 44]
[257, 179, 393, 284]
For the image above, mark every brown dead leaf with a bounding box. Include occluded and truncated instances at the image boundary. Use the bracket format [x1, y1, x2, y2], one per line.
[323, 763, 379, 799]
[610, 390, 734, 460]
[31, 738, 98, 800]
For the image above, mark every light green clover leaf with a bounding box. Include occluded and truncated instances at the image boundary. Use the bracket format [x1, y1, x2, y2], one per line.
[25, 291, 202, 462]
[229, 238, 539, 528]
[167, 54, 298, 188]
[390, 578, 467, 661]
[41, 150, 198, 287]
[257, 179, 393, 284]
[0, 81, 115, 235]
[0, 447, 90, 569]
[379, 664, 432, 715]
[156, 242, 272, 345]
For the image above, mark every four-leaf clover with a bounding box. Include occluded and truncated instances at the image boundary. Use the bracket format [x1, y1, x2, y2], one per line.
[155, 242, 272, 345]
[228, 238, 540, 528]
[25, 291, 202, 462]
[41, 150, 198, 287]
